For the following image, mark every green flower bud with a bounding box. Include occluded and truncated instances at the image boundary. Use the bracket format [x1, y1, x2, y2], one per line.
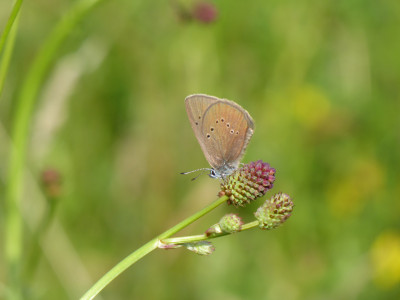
[219, 214, 243, 233]
[255, 192, 294, 230]
[184, 241, 215, 256]
[41, 168, 62, 199]
[205, 224, 223, 237]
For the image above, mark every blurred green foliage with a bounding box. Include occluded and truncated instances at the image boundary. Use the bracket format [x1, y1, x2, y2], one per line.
[1, 0, 400, 299]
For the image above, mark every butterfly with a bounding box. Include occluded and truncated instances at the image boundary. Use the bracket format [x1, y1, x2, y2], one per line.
[184, 94, 254, 179]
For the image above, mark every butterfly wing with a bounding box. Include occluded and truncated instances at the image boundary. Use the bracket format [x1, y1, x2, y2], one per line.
[201, 100, 254, 171]
[185, 94, 219, 141]
[185, 94, 254, 173]
[185, 94, 220, 165]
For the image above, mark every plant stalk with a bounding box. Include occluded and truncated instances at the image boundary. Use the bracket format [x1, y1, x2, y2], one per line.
[80, 195, 228, 300]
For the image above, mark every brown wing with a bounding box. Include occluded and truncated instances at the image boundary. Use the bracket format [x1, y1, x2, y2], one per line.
[185, 94, 219, 140]
[201, 100, 254, 170]
[185, 94, 220, 165]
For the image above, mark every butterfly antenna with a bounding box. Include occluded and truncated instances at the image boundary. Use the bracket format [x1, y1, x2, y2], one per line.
[180, 168, 210, 181]
[190, 169, 209, 181]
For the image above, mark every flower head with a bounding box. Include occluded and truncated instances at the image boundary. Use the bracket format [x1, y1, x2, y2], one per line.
[219, 160, 276, 207]
[255, 192, 294, 230]
[193, 2, 218, 23]
[41, 168, 62, 199]
[219, 213, 243, 233]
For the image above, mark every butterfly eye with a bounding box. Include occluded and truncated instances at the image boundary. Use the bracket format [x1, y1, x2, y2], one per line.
[209, 169, 217, 178]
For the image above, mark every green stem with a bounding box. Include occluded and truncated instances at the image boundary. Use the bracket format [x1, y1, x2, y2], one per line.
[241, 220, 259, 230]
[5, 0, 103, 298]
[80, 195, 228, 300]
[0, 0, 23, 56]
[162, 220, 261, 245]
[24, 197, 59, 280]
[164, 234, 212, 244]
[0, 1, 21, 99]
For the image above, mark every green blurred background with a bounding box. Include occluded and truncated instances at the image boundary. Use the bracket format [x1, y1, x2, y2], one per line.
[1, 0, 400, 299]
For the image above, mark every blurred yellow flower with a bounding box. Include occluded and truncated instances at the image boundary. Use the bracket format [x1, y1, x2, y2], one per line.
[370, 230, 400, 289]
[292, 85, 331, 130]
[327, 157, 384, 216]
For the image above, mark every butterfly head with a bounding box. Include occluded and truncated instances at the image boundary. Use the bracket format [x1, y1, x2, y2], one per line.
[208, 169, 218, 178]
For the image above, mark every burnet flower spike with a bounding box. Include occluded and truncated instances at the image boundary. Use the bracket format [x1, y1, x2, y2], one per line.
[219, 213, 243, 233]
[219, 160, 276, 207]
[205, 213, 244, 236]
[255, 192, 294, 230]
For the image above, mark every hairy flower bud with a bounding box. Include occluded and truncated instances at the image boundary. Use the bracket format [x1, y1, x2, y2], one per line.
[219, 160, 276, 207]
[184, 241, 215, 256]
[41, 168, 62, 199]
[205, 223, 222, 236]
[219, 214, 243, 233]
[255, 192, 294, 230]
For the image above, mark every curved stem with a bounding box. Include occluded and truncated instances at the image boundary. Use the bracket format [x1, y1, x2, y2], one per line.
[0, 0, 23, 56]
[5, 0, 103, 297]
[80, 195, 228, 300]
[0, 2, 21, 99]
